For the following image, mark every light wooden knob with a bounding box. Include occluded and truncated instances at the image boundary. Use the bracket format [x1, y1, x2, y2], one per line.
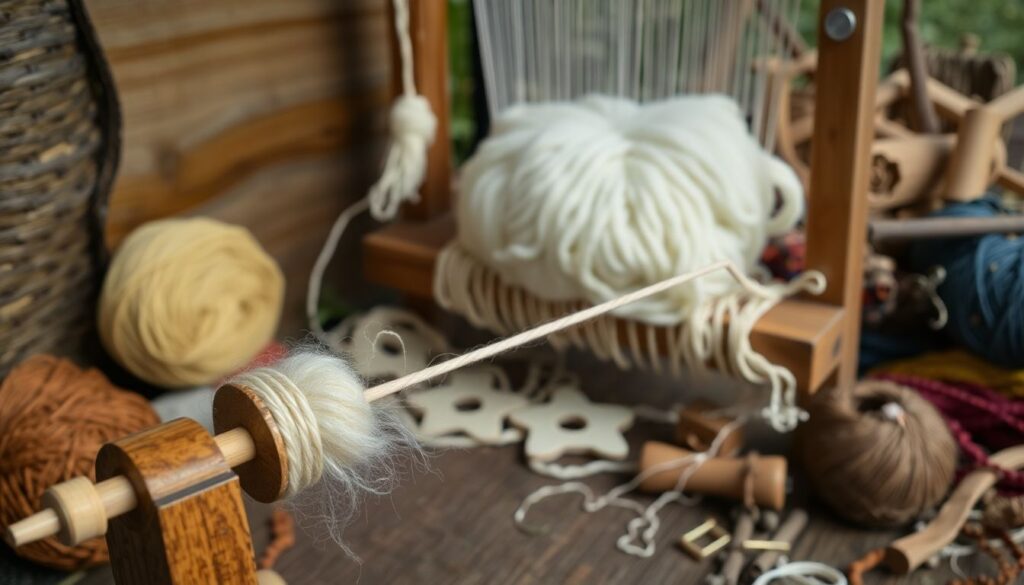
[41, 476, 108, 546]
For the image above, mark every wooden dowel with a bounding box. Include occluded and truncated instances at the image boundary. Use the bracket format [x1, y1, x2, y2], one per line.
[748, 509, 808, 577]
[2, 509, 59, 548]
[869, 215, 1024, 243]
[885, 445, 1024, 574]
[944, 107, 1004, 201]
[989, 85, 1024, 122]
[6, 427, 256, 547]
[997, 165, 1024, 196]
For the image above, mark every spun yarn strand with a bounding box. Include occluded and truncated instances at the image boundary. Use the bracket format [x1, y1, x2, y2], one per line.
[225, 352, 422, 558]
[305, 0, 436, 340]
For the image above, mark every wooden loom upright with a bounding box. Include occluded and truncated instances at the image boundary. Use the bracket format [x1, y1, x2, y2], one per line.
[364, 0, 886, 395]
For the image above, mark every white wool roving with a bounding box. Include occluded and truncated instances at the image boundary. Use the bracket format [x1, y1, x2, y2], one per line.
[455, 94, 804, 325]
[225, 351, 421, 555]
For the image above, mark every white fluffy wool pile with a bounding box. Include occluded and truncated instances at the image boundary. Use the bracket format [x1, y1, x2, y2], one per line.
[226, 352, 421, 557]
[455, 94, 804, 325]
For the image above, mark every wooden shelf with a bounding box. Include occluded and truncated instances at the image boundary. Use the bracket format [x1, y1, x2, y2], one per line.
[364, 215, 846, 393]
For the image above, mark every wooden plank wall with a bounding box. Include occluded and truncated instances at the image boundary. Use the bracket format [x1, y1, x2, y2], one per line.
[87, 0, 393, 331]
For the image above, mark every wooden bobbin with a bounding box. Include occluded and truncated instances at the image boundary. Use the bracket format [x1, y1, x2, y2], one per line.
[96, 418, 259, 584]
[213, 384, 290, 503]
[638, 442, 787, 511]
[40, 476, 107, 546]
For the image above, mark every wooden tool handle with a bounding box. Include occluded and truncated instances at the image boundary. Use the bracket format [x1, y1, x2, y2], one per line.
[885, 445, 1024, 574]
[869, 215, 1024, 242]
[5, 427, 255, 547]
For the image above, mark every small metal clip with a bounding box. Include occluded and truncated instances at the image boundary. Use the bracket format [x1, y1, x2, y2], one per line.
[679, 518, 732, 560]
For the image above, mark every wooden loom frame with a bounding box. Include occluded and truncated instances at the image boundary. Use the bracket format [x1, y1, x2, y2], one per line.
[364, 0, 886, 395]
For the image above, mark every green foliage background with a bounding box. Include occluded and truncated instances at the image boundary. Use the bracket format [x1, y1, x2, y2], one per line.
[447, 1, 1024, 162]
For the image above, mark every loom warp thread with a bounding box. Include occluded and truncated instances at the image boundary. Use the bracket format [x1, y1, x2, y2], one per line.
[908, 196, 1024, 368]
[0, 355, 160, 570]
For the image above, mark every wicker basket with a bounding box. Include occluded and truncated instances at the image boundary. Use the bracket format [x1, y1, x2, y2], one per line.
[0, 0, 120, 376]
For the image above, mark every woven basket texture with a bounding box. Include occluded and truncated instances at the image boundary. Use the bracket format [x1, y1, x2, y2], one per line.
[0, 0, 113, 376]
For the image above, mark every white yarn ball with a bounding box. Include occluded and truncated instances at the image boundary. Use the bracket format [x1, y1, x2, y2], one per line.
[456, 94, 804, 325]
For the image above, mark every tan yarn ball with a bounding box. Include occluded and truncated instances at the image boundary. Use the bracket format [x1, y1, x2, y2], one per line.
[800, 380, 958, 528]
[99, 218, 284, 388]
[0, 355, 160, 570]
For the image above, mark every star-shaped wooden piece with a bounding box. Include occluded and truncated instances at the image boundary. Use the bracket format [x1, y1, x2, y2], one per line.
[508, 385, 634, 462]
[406, 367, 529, 444]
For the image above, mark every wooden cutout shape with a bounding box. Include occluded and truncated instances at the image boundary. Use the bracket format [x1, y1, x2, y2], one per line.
[406, 367, 528, 444]
[343, 307, 450, 379]
[508, 385, 634, 462]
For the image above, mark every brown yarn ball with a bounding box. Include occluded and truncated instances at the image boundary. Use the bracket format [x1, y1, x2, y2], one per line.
[0, 355, 160, 570]
[799, 380, 958, 528]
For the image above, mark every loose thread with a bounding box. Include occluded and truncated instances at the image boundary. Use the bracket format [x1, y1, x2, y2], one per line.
[513, 416, 747, 558]
[306, 0, 435, 341]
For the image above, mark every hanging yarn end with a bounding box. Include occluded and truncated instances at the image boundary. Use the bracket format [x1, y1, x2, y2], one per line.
[368, 94, 438, 220]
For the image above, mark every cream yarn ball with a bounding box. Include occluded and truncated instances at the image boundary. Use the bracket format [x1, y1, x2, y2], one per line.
[455, 94, 804, 325]
[99, 217, 284, 387]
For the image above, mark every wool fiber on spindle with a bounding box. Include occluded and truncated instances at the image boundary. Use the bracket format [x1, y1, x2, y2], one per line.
[225, 350, 423, 558]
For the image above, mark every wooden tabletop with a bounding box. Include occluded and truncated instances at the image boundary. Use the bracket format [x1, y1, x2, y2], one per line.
[1, 349, 997, 585]
[265, 351, 988, 584]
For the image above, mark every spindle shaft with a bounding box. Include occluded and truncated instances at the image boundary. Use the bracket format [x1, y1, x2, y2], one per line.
[6, 427, 255, 547]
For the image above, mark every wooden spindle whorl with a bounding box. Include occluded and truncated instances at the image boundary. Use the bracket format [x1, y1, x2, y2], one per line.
[213, 384, 290, 503]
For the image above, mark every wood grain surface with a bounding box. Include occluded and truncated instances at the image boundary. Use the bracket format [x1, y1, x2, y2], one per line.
[256, 348, 987, 585]
[87, 0, 392, 331]
[13, 342, 996, 584]
[97, 419, 257, 584]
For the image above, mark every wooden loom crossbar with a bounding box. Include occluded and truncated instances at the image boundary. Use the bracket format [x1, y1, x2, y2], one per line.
[364, 0, 885, 395]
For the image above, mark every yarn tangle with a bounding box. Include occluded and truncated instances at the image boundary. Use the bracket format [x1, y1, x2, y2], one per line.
[799, 380, 958, 528]
[0, 355, 160, 570]
[874, 372, 1024, 493]
[873, 349, 1024, 399]
[99, 217, 284, 388]
[908, 195, 1024, 368]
